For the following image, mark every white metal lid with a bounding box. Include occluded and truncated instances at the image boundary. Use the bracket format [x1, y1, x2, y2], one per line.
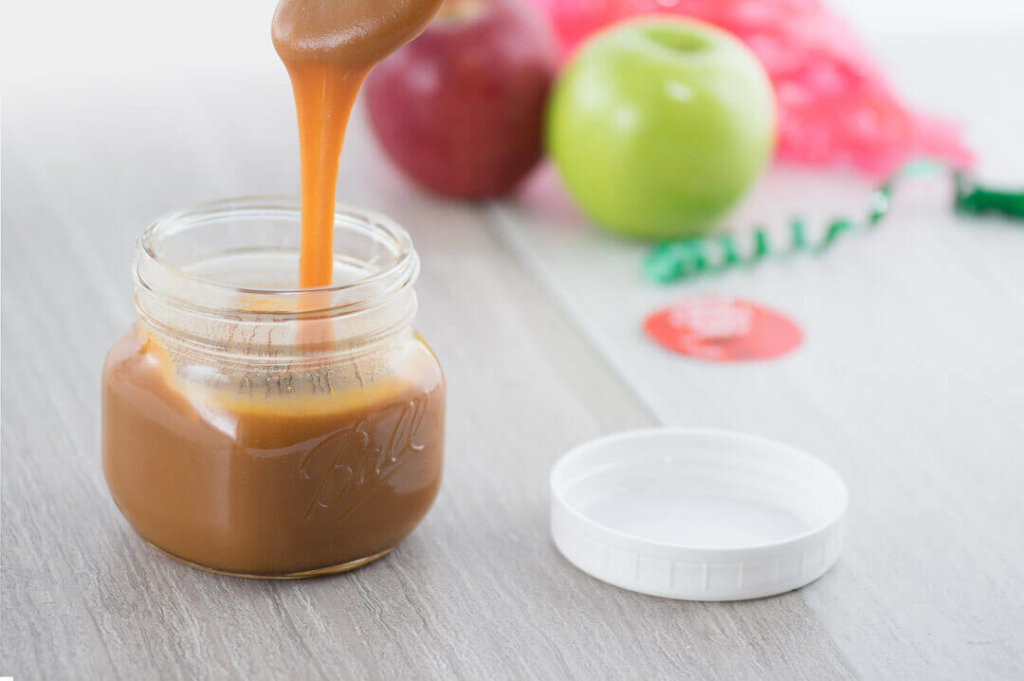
[550, 428, 847, 600]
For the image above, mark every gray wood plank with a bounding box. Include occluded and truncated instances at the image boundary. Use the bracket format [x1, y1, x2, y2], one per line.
[2, 74, 857, 679]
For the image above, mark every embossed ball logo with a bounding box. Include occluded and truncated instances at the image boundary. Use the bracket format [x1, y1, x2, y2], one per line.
[300, 397, 428, 521]
[643, 297, 803, 362]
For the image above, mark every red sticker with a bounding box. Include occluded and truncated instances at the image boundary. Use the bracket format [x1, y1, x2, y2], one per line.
[644, 297, 802, 362]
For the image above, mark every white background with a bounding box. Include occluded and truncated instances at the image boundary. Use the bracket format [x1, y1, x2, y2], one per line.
[3, 0, 1024, 87]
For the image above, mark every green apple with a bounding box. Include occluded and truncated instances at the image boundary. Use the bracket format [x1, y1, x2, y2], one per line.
[545, 18, 776, 240]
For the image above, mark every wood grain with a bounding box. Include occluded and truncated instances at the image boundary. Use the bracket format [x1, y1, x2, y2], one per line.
[0, 76, 863, 679]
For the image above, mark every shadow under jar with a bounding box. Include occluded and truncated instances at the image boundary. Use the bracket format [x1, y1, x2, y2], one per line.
[102, 199, 445, 578]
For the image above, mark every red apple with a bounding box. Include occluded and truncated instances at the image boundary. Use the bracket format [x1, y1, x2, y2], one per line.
[365, 0, 558, 199]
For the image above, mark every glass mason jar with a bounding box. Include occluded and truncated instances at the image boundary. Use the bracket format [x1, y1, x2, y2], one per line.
[102, 198, 445, 579]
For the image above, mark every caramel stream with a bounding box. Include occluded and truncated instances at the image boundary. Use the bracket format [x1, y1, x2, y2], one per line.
[272, 0, 445, 287]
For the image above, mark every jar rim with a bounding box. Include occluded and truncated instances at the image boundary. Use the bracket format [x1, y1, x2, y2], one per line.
[138, 196, 417, 298]
[133, 197, 421, 361]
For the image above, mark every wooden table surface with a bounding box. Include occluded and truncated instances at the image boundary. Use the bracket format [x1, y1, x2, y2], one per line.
[3, 28, 1023, 681]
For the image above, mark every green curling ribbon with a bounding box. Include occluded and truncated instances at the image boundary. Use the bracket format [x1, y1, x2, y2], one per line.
[644, 161, 1024, 284]
[954, 173, 1024, 218]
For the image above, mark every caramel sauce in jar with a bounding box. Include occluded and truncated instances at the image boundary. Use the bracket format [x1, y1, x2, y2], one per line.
[102, 200, 445, 577]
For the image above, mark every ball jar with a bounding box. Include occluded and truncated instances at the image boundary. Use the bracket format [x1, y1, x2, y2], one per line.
[101, 199, 445, 578]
